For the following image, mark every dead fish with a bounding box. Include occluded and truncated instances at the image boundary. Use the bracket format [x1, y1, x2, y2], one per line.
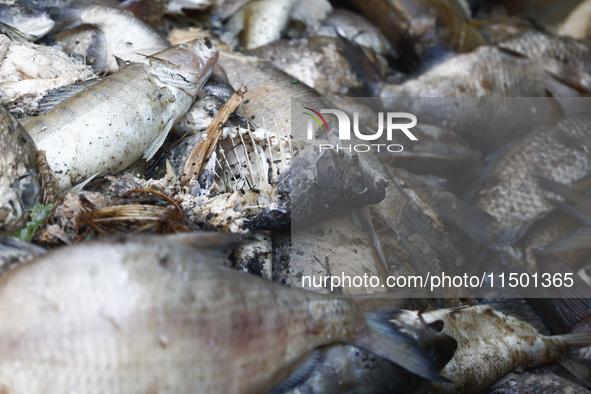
[0, 232, 456, 392]
[291, 146, 387, 228]
[22, 39, 219, 192]
[251, 36, 366, 97]
[173, 73, 255, 136]
[0, 106, 40, 235]
[56, 4, 169, 72]
[379, 46, 576, 152]
[379, 46, 559, 97]
[0, 34, 96, 117]
[241, 0, 331, 49]
[309, 8, 394, 57]
[219, 49, 331, 129]
[498, 30, 591, 75]
[418, 305, 591, 393]
[286, 329, 456, 394]
[348, 0, 485, 69]
[0, 3, 55, 41]
[471, 114, 591, 244]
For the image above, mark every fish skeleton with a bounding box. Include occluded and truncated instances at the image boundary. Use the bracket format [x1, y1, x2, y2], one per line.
[0, 232, 456, 393]
[22, 39, 218, 192]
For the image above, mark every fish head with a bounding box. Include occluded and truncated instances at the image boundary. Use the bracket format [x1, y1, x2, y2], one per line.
[149, 39, 220, 97]
[9, 6, 55, 41]
[0, 112, 40, 235]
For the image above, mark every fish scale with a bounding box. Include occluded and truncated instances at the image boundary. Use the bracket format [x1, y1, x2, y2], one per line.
[472, 114, 591, 244]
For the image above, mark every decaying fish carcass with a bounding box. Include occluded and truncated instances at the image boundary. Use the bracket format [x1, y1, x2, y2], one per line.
[0, 0, 591, 393]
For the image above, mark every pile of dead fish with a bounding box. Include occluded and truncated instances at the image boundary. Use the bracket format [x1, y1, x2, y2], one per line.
[0, 0, 591, 393]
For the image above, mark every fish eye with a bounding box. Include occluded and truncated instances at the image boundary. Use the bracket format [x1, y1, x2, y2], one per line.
[22, 7, 35, 15]
[180, 43, 189, 49]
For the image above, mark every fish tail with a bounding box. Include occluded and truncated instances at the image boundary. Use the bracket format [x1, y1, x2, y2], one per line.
[353, 301, 457, 382]
[560, 331, 591, 348]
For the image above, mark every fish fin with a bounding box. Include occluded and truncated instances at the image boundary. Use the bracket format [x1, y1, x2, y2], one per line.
[560, 358, 591, 388]
[354, 306, 457, 382]
[143, 117, 175, 161]
[543, 59, 591, 95]
[497, 223, 531, 245]
[84, 29, 108, 72]
[536, 176, 591, 226]
[37, 78, 102, 114]
[538, 227, 591, 254]
[267, 350, 324, 394]
[114, 56, 127, 70]
[68, 172, 101, 195]
[459, 23, 486, 51]
[558, 332, 591, 388]
[561, 331, 591, 348]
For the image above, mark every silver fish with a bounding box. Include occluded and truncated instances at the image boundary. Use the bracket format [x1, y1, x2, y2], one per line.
[241, 0, 330, 49]
[23, 39, 219, 191]
[51, 4, 169, 73]
[0, 232, 456, 392]
[252, 36, 366, 97]
[379, 46, 574, 153]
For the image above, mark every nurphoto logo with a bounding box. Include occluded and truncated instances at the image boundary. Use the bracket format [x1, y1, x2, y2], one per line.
[303, 107, 418, 152]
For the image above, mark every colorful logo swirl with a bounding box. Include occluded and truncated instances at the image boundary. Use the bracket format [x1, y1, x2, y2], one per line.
[302, 107, 328, 132]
